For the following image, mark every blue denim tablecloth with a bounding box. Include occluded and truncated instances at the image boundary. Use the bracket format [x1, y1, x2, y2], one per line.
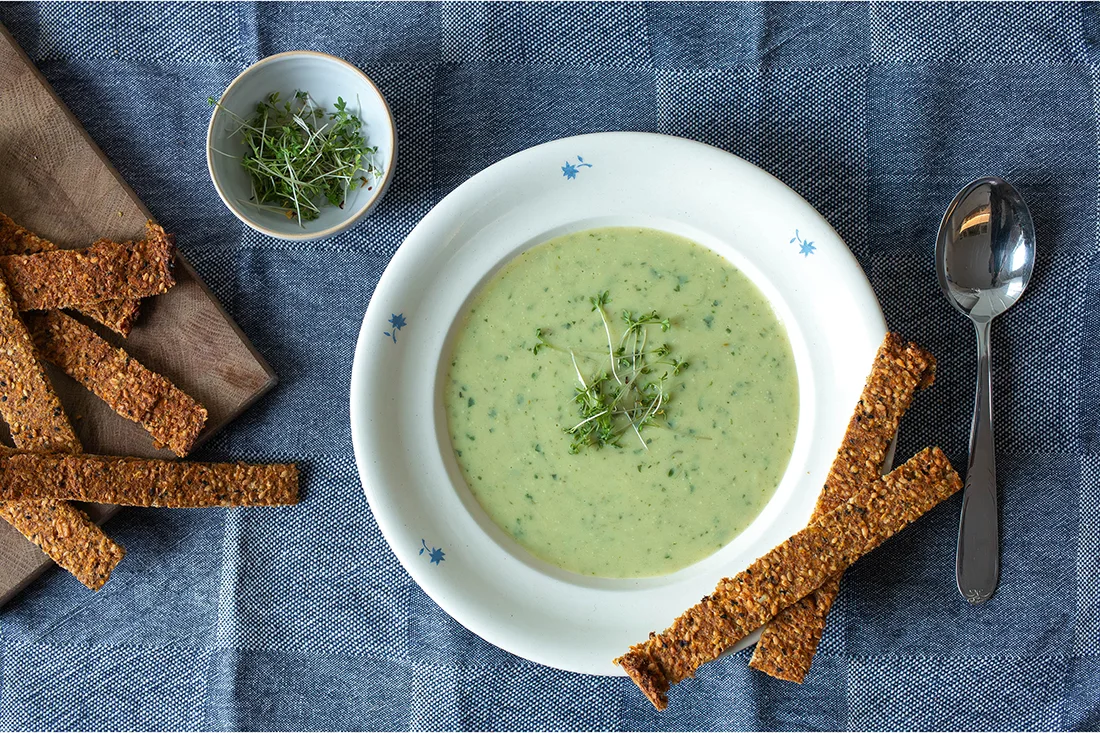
[0, 2, 1095, 730]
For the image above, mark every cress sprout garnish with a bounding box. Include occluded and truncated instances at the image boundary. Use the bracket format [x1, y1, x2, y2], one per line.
[209, 90, 381, 226]
[533, 291, 688, 454]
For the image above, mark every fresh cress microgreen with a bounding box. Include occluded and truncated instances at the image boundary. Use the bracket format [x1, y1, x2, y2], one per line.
[533, 291, 688, 454]
[209, 90, 381, 227]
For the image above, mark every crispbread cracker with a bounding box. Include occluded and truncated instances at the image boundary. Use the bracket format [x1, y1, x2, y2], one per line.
[0, 453, 298, 508]
[0, 212, 142, 336]
[0, 500, 126, 590]
[0, 222, 174, 312]
[0, 275, 124, 589]
[616, 447, 961, 711]
[29, 311, 208, 456]
[143, 390, 208, 457]
[0, 212, 55, 255]
[77, 298, 141, 338]
[0, 279, 81, 452]
[749, 332, 936, 682]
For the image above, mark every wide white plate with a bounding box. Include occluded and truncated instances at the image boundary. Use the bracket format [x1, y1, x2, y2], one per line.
[350, 132, 885, 676]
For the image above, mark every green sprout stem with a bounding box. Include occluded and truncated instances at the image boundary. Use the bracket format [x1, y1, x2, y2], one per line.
[209, 90, 381, 227]
[535, 292, 688, 454]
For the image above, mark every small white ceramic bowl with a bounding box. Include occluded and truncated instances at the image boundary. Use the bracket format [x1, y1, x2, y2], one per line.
[207, 51, 396, 241]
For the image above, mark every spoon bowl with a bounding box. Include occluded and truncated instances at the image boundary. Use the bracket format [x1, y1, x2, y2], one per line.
[936, 176, 1036, 605]
[937, 177, 1035, 321]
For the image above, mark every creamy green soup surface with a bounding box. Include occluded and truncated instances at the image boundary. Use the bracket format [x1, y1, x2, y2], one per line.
[444, 227, 798, 577]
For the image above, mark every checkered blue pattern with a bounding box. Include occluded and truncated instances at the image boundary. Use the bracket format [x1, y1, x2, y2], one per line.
[0, 2, 1094, 729]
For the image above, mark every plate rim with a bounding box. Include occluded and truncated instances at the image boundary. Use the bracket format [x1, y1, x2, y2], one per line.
[350, 131, 886, 675]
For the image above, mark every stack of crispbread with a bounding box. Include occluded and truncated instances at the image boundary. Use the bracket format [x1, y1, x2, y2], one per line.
[0, 214, 298, 592]
[617, 333, 957, 711]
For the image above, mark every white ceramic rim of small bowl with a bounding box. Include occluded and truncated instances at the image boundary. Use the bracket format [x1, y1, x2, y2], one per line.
[350, 132, 886, 675]
[205, 50, 397, 241]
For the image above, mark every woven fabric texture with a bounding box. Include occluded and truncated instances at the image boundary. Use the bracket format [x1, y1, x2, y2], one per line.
[0, 2, 1095, 730]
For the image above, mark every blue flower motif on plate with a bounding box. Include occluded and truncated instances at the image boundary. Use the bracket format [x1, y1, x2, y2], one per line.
[791, 229, 816, 257]
[383, 313, 406, 343]
[562, 155, 593, 180]
[420, 538, 445, 565]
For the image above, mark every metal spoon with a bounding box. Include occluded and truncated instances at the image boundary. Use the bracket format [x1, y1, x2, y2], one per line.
[935, 176, 1035, 605]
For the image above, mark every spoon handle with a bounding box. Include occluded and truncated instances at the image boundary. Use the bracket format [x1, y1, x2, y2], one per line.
[956, 319, 1000, 604]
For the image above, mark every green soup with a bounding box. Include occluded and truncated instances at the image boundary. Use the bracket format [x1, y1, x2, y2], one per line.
[444, 227, 798, 577]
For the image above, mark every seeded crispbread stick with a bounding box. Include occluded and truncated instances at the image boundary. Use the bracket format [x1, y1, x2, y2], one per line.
[28, 311, 208, 456]
[0, 212, 142, 336]
[615, 447, 961, 711]
[748, 333, 937, 683]
[0, 222, 175, 312]
[0, 275, 124, 589]
[0, 211, 54, 255]
[0, 282, 82, 453]
[143, 390, 208, 456]
[76, 299, 141, 338]
[0, 499, 126, 590]
[0, 453, 298, 508]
